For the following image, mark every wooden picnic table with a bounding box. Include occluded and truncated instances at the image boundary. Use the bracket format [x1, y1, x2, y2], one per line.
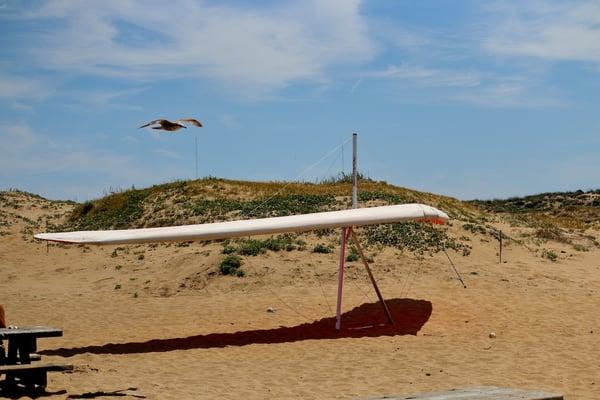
[0, 326, 63, 365]
[0, 326, 71, 392]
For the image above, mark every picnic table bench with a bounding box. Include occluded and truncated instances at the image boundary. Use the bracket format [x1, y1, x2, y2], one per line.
[0, 326, 73, 391]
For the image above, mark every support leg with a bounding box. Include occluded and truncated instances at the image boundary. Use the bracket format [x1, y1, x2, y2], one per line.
[349, 228, 394, 325]
[335, 227, 349, 330]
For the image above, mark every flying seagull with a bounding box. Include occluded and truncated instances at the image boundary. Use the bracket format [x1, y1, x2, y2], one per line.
[139, 118, 203, 132]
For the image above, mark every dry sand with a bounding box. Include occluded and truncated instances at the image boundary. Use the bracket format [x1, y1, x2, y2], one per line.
[0, 193, 599, 399]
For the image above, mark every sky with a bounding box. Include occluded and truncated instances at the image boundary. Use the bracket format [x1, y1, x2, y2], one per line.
[1, 0, 600, 201]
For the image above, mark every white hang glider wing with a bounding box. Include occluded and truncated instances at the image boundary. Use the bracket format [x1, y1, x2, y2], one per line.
[34, 203, 450, 331]
[34, 204, 448, 245]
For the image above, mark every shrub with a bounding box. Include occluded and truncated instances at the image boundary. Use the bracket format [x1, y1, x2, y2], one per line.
[541, 249, 558, 262]
[572, 244, 588, 252]
[237, 240, 267, 256]
[346, 247, 359, 262]
[219, 255, 244, 276]
[313, 243, 333, 254]
[366, 222, 467, 255]
[221, 245, 236, 254]
[462, 223, 487, 235]
[536, 226, 569, 243]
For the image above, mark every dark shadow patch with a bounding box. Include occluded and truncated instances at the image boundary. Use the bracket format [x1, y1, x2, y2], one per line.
[41, 298, 432, 357]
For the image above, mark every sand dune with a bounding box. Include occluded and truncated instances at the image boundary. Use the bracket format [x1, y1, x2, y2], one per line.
[0, 191, 598, 399]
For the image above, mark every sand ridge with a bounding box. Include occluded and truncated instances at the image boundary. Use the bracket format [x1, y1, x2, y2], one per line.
[0, 191, 599, 399]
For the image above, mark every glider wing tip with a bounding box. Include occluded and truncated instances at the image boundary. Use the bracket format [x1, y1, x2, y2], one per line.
[34, 233, 77, 244]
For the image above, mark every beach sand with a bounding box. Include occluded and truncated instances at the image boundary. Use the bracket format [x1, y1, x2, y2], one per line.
[1, 193, 598, 399]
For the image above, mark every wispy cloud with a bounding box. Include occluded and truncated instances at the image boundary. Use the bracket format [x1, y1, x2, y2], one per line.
[0, 72, 51, 108]
[73, 86, 148, 110]
[155, 149, 182, 160]
[7, 0, 376, 100]
[0, 121, 128, 174]
[0, 121, 188, 199]
[0, 121, 38, 149]
[484, 1, 600, 63]
[366, 64, 482, 87]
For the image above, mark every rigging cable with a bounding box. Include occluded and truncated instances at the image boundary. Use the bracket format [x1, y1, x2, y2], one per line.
[246, 137, 352, 217]
[442, 245, 467, 288]
[246, 262, 312, 321]
[241, 137, 353, 319]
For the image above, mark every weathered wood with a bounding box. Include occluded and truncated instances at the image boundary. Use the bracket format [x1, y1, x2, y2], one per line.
[0, 327, 63, 339]
[356, 386, 563, 400]
[0, 363, 73, 373]
[1, 362, 73, 391]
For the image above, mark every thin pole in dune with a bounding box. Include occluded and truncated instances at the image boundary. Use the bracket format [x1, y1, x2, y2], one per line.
[352, 132, 358, 209]
[195, 135, 198, 180]
[499, 230, 503, 264]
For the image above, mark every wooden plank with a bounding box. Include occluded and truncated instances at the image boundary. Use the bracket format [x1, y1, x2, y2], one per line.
[0, 327, 63, 339]
[356, 386, 563, 400]
[0, 363, 73, 373]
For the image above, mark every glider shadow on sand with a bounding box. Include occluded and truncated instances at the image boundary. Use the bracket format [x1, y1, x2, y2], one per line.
[41, 298, 432, 357]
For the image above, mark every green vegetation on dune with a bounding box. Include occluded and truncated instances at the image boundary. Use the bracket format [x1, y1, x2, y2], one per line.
[186, 193, 336, 221]
[68, 189, 151, 230]
[365, 222, 470, 255]
[6, 176, 600, 255]
[50, 177, 477, 255]
[470, 189, 600, 229]
[58, 177, 477, 231]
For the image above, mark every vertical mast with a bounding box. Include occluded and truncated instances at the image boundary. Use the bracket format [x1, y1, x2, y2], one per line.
[195, 135, 199, 179]
[352, 132, 358, 209]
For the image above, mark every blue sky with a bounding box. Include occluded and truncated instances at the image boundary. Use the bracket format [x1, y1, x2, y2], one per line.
[1, 0, 600, 201]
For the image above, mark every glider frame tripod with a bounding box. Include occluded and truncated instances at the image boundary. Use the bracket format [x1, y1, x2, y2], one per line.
[335, 226, 394, 330]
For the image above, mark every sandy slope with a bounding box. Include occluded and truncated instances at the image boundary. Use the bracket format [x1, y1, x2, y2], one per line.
[0, 193, 599, 399]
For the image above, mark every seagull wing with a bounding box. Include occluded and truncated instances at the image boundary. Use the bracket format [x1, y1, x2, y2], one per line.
[139, 119, 166, 129]
[176, 118, 203, 127]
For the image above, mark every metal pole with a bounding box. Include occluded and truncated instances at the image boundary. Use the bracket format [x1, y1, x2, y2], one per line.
[335, 227, 349, 330]
[195, 135, 199, 179]
[349, 228, 394, 325]
[499, 230, 503, 264]
[352, 133, 358, 209]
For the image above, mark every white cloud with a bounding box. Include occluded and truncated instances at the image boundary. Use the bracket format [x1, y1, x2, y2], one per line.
[11, 0, 376, 100]
[0, 72, 51, 106]
[0, 122, 38, 149]
[69, 86, 147, 111]
[366, 64, 482, 87]
[484, 1, 600, 63]
[155, 149, 182, 160]
[0, 122, 128, 174]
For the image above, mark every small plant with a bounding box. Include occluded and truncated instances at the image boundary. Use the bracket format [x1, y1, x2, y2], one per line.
[222, 245, 236, 254]
[346, 247, 359, 262]
[219, 255, 244, 276]
[572, 243, 588, 252]
[542, 249, 558, 262]
[237, 240, 266, 256]
[462, 223, 487, 235]
[137, 254, 145, 260]
[114, 284, 122, 290]
[313, 243, 333, 254]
